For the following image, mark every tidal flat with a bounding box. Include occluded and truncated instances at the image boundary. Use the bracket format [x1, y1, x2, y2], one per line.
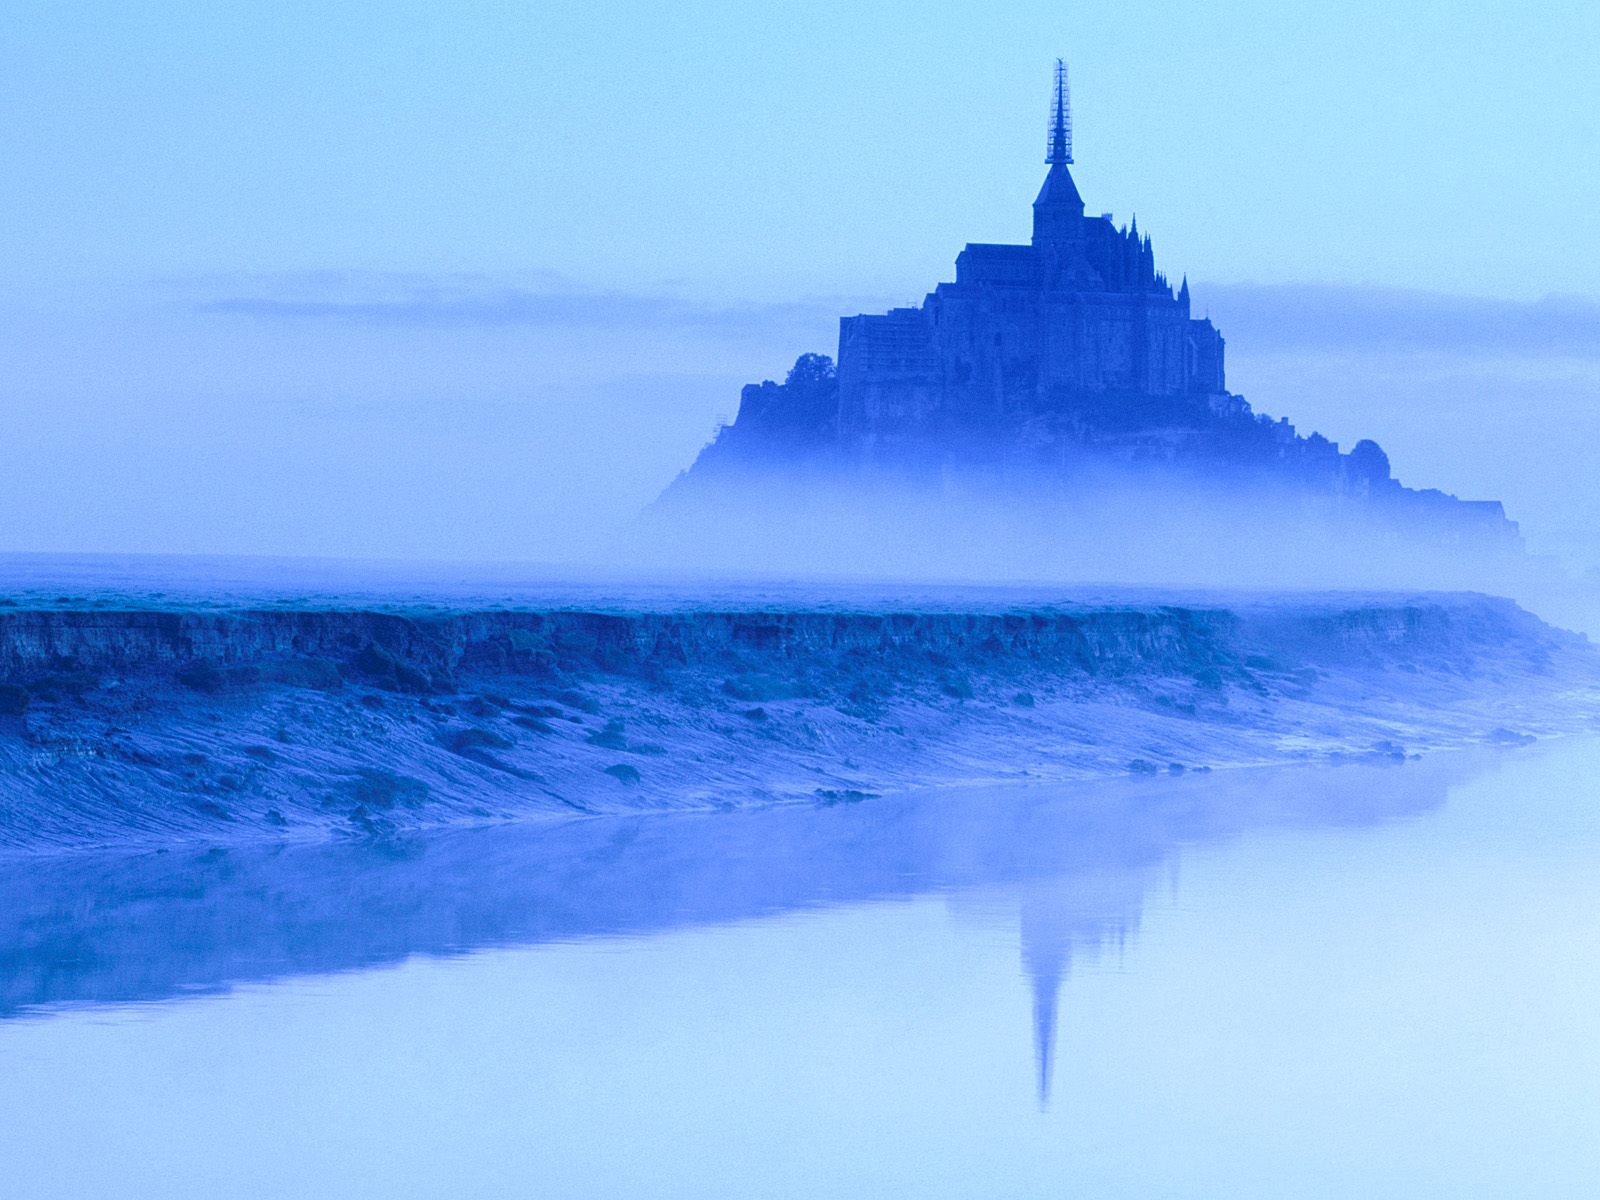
[2, 569, 1597, 852]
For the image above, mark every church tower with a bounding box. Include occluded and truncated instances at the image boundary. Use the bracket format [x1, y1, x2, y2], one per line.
[1032, 59, 1085, 245]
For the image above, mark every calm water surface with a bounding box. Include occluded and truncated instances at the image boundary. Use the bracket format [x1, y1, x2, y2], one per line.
[4, 739, 1599, 1198]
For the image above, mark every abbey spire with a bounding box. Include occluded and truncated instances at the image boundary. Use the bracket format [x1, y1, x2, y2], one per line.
[1047, 58, 1073, 165]
[1033, 58, 1085, 244]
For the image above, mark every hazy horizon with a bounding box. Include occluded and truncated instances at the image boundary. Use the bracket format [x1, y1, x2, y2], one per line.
[4, 1, 1597, 572]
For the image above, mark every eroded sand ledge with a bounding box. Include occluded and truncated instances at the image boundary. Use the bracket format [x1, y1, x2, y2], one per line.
[1, 591, 1596, 853]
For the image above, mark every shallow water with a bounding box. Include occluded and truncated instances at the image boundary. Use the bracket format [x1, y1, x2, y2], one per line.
[4, 740, 1599, 1199]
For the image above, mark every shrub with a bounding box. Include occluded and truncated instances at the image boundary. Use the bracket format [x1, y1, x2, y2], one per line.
[439, 727, 515, 755]
[585, 719, 629, 750]
[176, 662, 226, 694]
[347, 768, 430, 809]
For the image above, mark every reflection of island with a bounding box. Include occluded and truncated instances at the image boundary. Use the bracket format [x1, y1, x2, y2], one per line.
[0, 752, 1483, 1099]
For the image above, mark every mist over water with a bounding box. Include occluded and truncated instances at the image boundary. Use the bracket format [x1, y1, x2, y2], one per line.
[644, 471, 1485, 585]
[8, 278, 1594, 603]
[626, 467, 1600, 636]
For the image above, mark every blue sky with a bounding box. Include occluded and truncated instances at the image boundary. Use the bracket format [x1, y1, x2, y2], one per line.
[2, 1, 1597, 563]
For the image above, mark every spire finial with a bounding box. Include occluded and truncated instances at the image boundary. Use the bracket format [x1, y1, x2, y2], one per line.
[1047, 59, 1073, 166]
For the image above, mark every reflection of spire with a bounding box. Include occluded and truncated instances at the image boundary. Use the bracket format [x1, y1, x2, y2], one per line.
[1020, 891, 1070, 1111]
[1019, 871, 1151, 1110]
[1028, 942, 1065, 1108]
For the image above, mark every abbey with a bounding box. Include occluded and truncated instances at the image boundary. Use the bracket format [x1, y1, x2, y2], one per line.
[667, 62, 1517, 550]
[838, 62, 1228, 461]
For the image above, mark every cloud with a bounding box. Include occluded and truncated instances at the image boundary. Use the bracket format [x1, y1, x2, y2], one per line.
[1197, 282, 1600, 362]
[185, 271, 1600, 366]
[180, 269, 858, 340]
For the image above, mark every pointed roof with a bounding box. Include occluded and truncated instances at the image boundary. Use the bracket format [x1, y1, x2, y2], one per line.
[1034, 161, 1084, 212]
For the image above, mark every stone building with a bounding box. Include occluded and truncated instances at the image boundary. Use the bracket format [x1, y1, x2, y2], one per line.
[837, 61, 1228, 465]
[663, 61, 1519, 551]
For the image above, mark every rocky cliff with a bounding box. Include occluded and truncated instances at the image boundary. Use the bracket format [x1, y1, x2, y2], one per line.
[662, 354, 1520, 554]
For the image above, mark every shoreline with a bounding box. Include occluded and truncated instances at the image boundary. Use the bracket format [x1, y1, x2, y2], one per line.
[2, 590, 1596, 855]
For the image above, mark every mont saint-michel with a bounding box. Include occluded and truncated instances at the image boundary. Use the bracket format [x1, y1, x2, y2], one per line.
[2, 59, 1583, 855]
[661, 62, 1517, 564]
[10, 23, 1600, 1196]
